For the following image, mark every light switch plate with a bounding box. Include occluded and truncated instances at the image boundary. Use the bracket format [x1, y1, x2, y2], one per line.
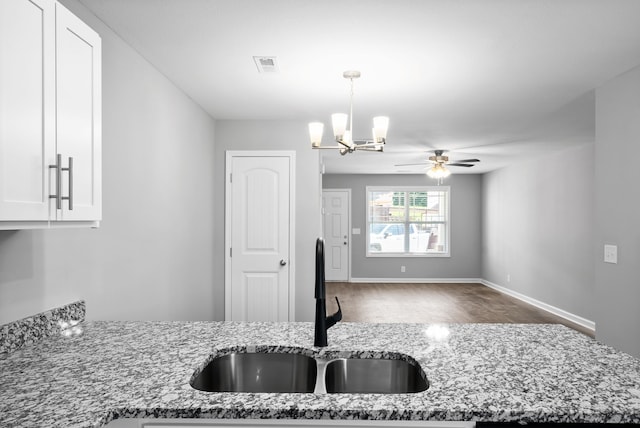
[352, 228, 361, 235]
[604, 244, 618, 264]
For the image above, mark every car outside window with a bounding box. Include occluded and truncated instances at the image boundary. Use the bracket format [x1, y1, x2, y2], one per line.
[366, 186, 450, 257]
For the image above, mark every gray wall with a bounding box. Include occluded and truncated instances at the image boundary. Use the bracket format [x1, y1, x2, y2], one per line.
[214, 121, 321, 322]
[0, 0, 216, 323]
[595, 64, 640, 357]
[322, 174, 482, 279]
[481, 143, 595, 322]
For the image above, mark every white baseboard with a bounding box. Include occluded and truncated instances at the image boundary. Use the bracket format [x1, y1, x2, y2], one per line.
[481, 279, 596, 332]
[349, 277, 483, 284]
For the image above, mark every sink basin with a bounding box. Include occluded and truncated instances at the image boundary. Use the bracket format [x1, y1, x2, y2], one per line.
[191, 351, 428, 394]
[324, 357, 429, 393]
[191, 352, 317, 393]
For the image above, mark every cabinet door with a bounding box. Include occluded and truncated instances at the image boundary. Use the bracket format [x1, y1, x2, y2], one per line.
[0, 0, 55, 221]
[55, 3, 102, 221]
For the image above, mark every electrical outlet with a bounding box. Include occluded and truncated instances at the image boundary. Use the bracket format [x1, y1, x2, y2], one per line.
[604, 244, 618, 264]
[401, 266, 406, 273]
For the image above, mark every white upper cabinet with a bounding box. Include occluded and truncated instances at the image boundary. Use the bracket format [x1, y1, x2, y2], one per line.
[0, 0, 101, 229]
[0, 0, 56, 222]
[55, 2, 102, 222]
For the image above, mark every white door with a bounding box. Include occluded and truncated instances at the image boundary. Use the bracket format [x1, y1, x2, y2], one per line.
[322, 189, 350, 281]
[226, 152, 294, 322]
[55, 2, 102, 221]
[0, 0, 55, 221]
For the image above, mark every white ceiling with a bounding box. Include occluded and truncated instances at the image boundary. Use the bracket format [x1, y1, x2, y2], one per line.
[77, 0, 640, 174]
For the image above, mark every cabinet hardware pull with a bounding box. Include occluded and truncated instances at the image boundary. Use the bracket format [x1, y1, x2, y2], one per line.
[62, 157, 73, 210]
[49, 154, 62, 210]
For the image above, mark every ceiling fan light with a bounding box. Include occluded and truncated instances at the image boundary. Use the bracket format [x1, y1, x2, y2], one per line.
[427, 163, 450, 179]
[308, 122, 324, 147]
[331, 113, 348, 140]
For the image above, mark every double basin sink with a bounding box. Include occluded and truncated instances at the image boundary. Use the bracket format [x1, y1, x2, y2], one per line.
[191, 351, 429, 394]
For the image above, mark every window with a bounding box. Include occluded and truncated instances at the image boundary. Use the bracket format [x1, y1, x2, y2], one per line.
[366, 186, 450, 257]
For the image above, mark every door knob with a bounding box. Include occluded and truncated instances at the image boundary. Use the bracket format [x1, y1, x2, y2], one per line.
[343, 242, 347, 245]
[280, 259, 287, 266]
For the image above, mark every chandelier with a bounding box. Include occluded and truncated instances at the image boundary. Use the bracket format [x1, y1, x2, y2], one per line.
[308, 70, 389, 155]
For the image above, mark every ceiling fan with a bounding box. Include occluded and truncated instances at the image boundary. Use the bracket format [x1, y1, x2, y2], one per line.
[395, 150, 480, 182]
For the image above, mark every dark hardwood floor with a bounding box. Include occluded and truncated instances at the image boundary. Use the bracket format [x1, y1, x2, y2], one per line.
[325, 282, 594, 337]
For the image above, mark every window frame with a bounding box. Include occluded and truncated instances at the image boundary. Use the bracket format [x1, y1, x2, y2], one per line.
[366, 185, 451, 258]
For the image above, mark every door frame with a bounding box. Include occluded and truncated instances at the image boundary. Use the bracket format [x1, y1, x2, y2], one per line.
[322, 188, 352, 282]
[224, 150, 296, 321]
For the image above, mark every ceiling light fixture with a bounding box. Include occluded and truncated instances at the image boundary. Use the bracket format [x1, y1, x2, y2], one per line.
[309, 70, 389, 156]
[426, 163, 451, 185]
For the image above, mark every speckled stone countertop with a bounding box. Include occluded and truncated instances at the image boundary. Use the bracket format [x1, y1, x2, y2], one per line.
[1, 320, 640, 427]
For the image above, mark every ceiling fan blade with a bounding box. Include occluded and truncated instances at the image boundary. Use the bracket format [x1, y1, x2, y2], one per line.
[448, 163, 476, 167]
[394, 162, 428, 167]
[452, 158, 480, 163]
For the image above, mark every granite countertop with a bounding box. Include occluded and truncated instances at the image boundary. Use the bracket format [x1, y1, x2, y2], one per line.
[2, 320, 640, 427]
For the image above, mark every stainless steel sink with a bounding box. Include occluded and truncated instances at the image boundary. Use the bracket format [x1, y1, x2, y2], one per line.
[191, 351, 428, 394]
[190, 352, 317, 393]
[324, 357, 429, 394]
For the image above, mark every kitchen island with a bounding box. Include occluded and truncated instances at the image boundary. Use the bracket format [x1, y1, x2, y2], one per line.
[1, 318, 640, 427]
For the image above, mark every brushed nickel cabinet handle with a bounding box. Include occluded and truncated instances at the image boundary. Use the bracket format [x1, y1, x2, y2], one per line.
[49, 154, 62, 210]
[61, 157, 73, 210]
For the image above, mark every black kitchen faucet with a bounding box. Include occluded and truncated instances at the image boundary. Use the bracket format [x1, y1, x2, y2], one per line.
[314, 238, 342, 347]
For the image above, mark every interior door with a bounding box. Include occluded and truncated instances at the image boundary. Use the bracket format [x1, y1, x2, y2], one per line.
[226, 153, 294, 321]
[322, 189, 350, 281]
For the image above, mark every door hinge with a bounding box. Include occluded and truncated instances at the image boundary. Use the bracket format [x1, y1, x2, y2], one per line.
[229, 173, 232, 183]
[230, 247, 232, 257]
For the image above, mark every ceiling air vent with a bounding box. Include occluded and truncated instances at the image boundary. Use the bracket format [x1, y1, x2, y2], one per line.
[253, 56, 279, 73]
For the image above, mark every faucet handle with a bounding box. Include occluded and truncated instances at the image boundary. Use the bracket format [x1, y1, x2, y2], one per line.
[326, 296, 342, 329]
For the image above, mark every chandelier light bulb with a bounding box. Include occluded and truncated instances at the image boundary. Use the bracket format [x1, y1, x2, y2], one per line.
[308, 122, 324, 147]
[373, 116, 389, 142]
[343, 130, 353, 146]
[331, 113, 348, 140]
